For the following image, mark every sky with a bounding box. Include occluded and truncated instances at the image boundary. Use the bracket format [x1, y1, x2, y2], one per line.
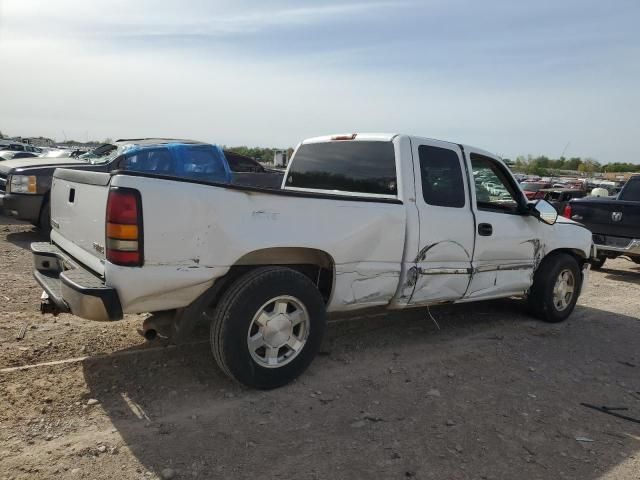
[1, 0, 639, 163]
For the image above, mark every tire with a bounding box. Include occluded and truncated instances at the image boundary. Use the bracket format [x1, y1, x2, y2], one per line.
[209, 266, 326, 389]
[528, 253, 582, 323]
[39, 201, 51, 232]
[590, 256, 606, 270]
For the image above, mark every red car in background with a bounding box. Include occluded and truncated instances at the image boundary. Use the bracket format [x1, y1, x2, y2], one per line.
[520, 181, 552, 200]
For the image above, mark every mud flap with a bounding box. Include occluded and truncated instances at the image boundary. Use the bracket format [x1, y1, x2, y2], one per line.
[168, 277, 231, 344]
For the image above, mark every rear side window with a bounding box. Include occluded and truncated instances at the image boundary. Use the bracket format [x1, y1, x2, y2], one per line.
[122, 148, 174, 173]
[177, 146, 229, 180]
[286, 141, 397, 196]
[418, 145, 465, 208]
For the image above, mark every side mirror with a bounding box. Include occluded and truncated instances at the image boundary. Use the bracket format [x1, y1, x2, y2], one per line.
[531, 199, 558, 225]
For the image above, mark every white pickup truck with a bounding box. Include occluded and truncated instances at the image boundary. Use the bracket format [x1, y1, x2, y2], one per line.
[32, 133, 595, 388]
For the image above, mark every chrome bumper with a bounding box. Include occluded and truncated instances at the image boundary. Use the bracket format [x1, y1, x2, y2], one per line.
[31, 242, 123, 321]
[595, 238, 640, 256]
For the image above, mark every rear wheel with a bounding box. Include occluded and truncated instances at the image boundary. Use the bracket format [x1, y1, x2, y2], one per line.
[209, 267, 326, 389]
[528, 253, 581, 323]
[590, 256, 606, 270]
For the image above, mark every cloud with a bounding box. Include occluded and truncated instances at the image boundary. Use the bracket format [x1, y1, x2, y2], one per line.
[1, 0, 639, 162]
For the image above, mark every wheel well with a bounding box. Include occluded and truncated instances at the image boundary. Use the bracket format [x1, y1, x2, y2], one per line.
[215, 248, 335, 305]
[544, 248, 587, 267]
[38, 192, 50, 221]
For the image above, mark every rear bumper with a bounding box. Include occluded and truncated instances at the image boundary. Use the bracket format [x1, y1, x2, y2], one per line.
[31, 242, 123, 321]
[593, 235, 640, 257]
[2, 193, 44, 222]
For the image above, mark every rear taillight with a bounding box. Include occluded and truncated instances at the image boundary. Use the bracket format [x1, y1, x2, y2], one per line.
[106, 188, 143, 266]
[563, 204, 572, 219]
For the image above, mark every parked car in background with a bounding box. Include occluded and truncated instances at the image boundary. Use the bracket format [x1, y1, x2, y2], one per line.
[539, 188, 587, 214]
[0, 139, 283, 230]
[520, 181, 552, 200]
[0, 151, 39, 161]
[0, 142, 120, 229]
[566, 175, 640, 269]
[33, 132, 594, 389]
[0, 141, 42, 153]
[40, 149, 76, 158]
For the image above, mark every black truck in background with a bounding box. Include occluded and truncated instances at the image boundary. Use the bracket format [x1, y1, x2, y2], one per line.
[567, 175, 640, 269]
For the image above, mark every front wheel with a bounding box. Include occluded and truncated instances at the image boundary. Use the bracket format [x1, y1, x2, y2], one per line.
[209, 267, 326, 389]
[528, 253, 582, 323]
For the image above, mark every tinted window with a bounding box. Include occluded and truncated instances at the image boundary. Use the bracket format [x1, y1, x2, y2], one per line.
[471, 154, 523, 213]
[286, 141, 397, 196]
[619, 178, 640, 201]
[520, 182, 546, 191]
[418, 145, 465, 208]
[225, 152, 264, 172]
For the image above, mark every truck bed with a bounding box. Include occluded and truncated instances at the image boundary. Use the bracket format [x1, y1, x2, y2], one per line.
[49, 168, 408, 314]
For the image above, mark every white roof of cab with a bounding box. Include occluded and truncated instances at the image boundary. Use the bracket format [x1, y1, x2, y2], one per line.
[302, 133, 398, 144]
[300, 133, 503, 161]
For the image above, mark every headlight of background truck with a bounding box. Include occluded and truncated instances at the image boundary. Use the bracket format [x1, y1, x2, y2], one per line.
[8, 175, 37, 194]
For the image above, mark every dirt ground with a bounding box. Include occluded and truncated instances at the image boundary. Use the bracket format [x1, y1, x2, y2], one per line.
[0, 215, 639, 480]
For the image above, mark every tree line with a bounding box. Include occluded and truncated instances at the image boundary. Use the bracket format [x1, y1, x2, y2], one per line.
[510, 155, 640, 175]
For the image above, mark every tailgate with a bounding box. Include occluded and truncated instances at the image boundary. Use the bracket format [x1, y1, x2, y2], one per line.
[50, 169, 112, 276]
[571, 199, 640, 238]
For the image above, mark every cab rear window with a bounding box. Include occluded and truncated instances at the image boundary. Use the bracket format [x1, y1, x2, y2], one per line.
[286, 141, 397, 196]
[619, 178, 640, 201]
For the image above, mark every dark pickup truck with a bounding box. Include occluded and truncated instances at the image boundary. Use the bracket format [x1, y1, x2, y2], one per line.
[567, 175, 640, 269]
[0, 139, 282, 230]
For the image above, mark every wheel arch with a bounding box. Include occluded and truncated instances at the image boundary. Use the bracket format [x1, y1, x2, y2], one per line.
[232, 247, 336, 303]
[544, 247, 588, 266]
[38, 191, 51, 225]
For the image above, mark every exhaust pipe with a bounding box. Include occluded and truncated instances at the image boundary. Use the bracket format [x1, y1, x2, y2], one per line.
[142, 328, 158, 341]
[139, 312, 175, 341]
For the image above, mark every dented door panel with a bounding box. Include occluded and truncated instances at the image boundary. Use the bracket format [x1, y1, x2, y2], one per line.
[407, 137, 475, 306]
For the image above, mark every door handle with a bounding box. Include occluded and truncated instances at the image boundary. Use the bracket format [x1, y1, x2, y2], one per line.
[478, 223, 493, 236]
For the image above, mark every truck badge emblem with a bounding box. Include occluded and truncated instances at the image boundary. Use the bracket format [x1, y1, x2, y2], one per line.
[611, 211, 623, 222]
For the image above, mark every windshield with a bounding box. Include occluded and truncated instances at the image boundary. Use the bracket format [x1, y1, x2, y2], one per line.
[79, 144, 118, 164]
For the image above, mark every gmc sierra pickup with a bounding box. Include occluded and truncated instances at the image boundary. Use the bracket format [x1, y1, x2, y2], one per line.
[566, 175, 640, 269]
[32, 133, 594, 388]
